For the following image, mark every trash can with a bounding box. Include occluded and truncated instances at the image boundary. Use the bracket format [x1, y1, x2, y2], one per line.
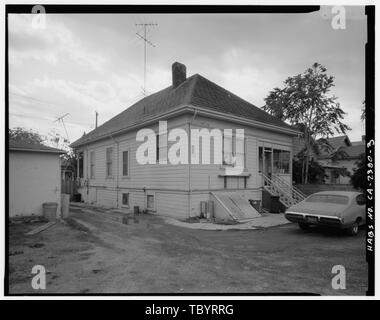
[249, 200, 261, 213]
[42, 202, 58, 221]
[270, 196, 281, 213]
[206, 200, 214, 220]
[73, 193, 81, 202]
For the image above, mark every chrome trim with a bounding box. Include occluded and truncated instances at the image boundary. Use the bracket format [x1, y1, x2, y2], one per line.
[285, 211, 342, 222]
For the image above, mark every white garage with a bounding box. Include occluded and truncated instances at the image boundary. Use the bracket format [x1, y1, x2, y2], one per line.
[9, 141, 64, 218]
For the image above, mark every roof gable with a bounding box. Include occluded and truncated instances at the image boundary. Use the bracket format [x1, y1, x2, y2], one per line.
[317, 135, 352, 158]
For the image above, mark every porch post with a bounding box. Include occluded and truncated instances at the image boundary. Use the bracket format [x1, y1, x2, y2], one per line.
[271, 149, 274, 176]
[77, 152, 80, 180]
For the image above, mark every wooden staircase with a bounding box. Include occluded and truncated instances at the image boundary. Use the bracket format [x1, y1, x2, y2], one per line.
[262, 174, 306, 208]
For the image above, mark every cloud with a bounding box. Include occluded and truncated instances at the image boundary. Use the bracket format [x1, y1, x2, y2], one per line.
[8, 13, 366, 143]
[8, 14, 105, 71]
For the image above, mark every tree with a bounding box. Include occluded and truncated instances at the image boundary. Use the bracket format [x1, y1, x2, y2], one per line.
[293, 152, 327, 184]
[263, 63, 350, 183]
[360, 100, 365, 121]
[330, 146, 349, 162]
[9, 127, 45, 144]
[9, 127, 78, 176]
[350, 153, 366, 191]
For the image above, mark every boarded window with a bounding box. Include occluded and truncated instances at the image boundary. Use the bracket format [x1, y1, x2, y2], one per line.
[122, 193, 129, 206]
[122, 151, 129, 176]
[106, 147, 113, 177]
[147, 195, 154, 210]
[90, 151, 95, 179]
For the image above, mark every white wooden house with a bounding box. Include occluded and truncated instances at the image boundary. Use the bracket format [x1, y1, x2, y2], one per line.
[71, 62, 304, 221]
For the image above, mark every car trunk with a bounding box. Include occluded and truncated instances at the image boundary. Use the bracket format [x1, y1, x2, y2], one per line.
[289, 202, 348, 217]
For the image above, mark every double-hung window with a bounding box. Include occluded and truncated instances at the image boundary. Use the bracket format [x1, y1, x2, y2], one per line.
[90, 151, 95, 179]
[122, 150, 129, 177]
[106, 147, 113, 177]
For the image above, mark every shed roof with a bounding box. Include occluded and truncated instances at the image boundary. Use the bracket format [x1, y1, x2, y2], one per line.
[9, 141, 65, 154]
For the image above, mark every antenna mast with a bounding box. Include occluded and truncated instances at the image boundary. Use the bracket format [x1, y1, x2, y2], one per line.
[136, 23, 158, 95]
[54, 113, 70, 142]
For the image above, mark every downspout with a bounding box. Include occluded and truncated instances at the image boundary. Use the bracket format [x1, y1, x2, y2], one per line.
[110, 134, 120, 208]
[188, 108, 198, 218]
[85, 147, 89, 199]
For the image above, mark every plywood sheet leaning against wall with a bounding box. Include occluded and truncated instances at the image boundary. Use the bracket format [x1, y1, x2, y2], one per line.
[210, 191, 262, 223]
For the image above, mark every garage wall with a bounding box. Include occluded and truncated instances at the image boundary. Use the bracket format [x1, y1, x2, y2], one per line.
[9, 151, 61, 217]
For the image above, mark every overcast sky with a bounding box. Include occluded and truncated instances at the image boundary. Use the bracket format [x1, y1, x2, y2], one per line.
[9, 7, 366, 145]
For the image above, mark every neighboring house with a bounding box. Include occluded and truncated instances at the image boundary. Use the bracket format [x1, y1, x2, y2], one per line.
[317, 135, 365, 184]
[9, 141, 64, 217]
[61, 158, 75, 180]
[71, 62, 301, 220]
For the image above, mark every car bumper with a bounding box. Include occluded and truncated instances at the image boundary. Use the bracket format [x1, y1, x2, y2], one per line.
[285, 212, 344, 227]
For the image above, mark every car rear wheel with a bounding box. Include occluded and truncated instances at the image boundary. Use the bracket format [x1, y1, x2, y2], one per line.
[347, 222, 359, 236]
[298, 222, 309, 230]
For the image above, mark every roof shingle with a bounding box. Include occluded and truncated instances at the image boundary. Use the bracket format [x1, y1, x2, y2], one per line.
[71, 73, 297, 147]
[9, 141, 64, 154]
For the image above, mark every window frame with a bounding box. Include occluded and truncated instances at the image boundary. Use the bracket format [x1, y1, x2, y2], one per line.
[222, 132, 246, 169]
[222, 133, 233, 166]
[146, 193, 156, 211]
[273, 148, 290, 174]
[121, 192, 130, 208]
[90, 150, 95, 179]
[258, 145, 291, 175]
[106, 147, 113, 178]
[122, 150, 130, 178]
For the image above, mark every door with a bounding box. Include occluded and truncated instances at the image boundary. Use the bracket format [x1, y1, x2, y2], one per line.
[263, 148, 273, 179]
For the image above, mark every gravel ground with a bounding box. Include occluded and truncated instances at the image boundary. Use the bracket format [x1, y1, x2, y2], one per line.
[8, 209, 368, 295]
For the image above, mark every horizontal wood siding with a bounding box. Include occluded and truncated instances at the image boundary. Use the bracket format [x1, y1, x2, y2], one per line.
[76, 113, 294, 217]
[188, 116, 293, 192]
[156, 192, 188, 219]
[97, 188, 117, 208]
[189, 192, 211, 217]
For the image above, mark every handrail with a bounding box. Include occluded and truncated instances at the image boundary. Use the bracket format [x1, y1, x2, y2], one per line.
[277, 175, 306, 199]
[272, 178, 305, 203]
[272, 175, 306, 199]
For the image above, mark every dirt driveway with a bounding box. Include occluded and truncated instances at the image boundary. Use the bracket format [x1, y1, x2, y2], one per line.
[8, 209, 367, 295]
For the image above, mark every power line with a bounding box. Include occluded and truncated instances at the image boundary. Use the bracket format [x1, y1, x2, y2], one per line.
[135, 23, 158, 96]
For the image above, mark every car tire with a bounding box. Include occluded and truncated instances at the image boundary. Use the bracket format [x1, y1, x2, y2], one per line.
[347, 222, 359, 236]
[298, 223, 309, 230]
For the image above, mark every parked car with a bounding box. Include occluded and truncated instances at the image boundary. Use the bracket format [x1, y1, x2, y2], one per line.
[285, 191, 366, 236]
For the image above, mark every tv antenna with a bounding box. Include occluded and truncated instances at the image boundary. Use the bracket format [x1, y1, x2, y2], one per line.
[54, 112, 70, 142]
[136, 23, 158, 96]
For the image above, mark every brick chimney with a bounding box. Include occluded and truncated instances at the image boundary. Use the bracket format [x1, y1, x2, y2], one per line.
[172, 62, 186, 88]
